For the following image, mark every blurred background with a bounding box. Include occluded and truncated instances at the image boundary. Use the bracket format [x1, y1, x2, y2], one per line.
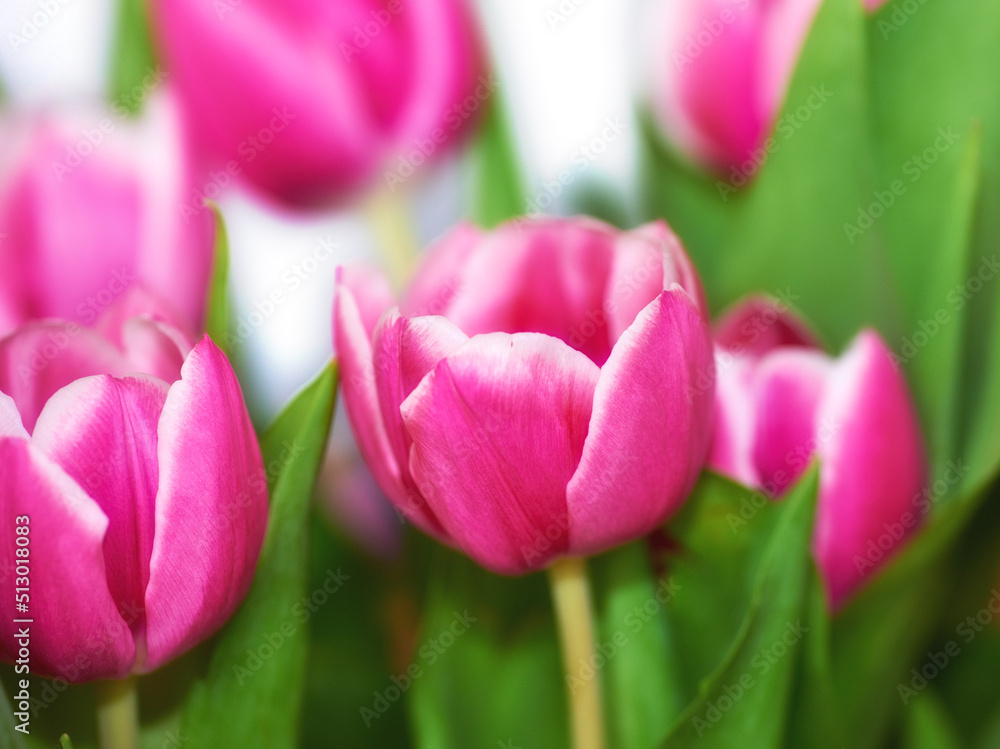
[1, 0, 645, 418]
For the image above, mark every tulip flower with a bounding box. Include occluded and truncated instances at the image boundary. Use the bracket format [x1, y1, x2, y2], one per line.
[0, 91, 215, 337]
[649, 0, 885, 176]
[708, 297, 926, 609]
[0, 290, 267, 682]
[334, 217, 714, 575]
[150, 0, 486, 207]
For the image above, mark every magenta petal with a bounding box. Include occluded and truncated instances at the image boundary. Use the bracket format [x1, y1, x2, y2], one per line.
[605, 222, 707, 343]
[442, 219, 616, 362]
[0, 391, 26, 438]
[0, 439, 135, 681]
[95, 285, 198, 356]
[333, 273, 411, 513]
[814, 331, 926, 610]
[115, 318, 190, 384]
[142, 338, 268, 671]
[401, 333, 599, 573]
[0, 322, 132, 432]
[604, 225, 669, 347]
[567, 288, 714, 555]
[752, 349, 833, 494]
[372, 310, 467, 538]
[31, 375, 168, 651]
[707, 351, 761, 487]
[714, 295, 820, 356]
[337, 263, 395, 341]
[400, 222, 481, 318]
[658, 0, 767, 170]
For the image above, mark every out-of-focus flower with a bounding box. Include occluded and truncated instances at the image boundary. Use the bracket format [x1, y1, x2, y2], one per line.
[0, 90, 215, 338]
[334, 217, 714, 574]
[150, 0, 486, 207]
[649, 0, 884, 176]
[708, 297, 926, 609]
[0, 290, 267, 682]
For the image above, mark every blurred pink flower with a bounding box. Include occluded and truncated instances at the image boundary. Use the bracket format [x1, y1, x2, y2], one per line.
[150, 0, 486, 207]
[0, 291, 266, 681]
[649, 0, 885, 175]
[334, 217, 714, 573]
[0, 91, 214, 337]
[709, 297, 927, 609]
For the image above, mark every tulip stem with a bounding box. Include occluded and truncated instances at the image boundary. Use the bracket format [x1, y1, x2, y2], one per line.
[96, 677, 139, 749]
[548, 556, 605, 749]
[365, 186, 420, 291]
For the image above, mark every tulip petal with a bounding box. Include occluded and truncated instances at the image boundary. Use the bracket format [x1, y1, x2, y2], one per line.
[0, 391, 26, 438]
[714, 295, 820, 355]
[401, 332, 599, 573]
[0, 439, 134, 681]
[391, 0, 486, 147]
[0, 322, 132, 432]
[707, 351, 761, 487]
[151, 0, 385, 204]
[95, 284, 198, 357]
[604, 220, 708, 351]
[333, 270, 412, 513]
[814, 332, 926, 609]
[372, 310, 467, 538]
[752, 349, 833, 494]
[143, 337, 268, 671]
[115, 318, 190, 384]
[567, 288, 713, 555]
[400, 222, 481, 318]
[656, 0, 766, 169]
[338, 263, 395, 341]
[31, 374, 168, 651]
[443, 218, 615, 363]
[604, 225, 669, 347]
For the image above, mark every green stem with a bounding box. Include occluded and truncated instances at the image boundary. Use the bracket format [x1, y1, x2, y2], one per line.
[96, 676, 139, 749]
[548, 556, 605, 749]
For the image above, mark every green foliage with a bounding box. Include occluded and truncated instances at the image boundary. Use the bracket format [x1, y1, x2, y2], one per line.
[179, 364, 338, 748]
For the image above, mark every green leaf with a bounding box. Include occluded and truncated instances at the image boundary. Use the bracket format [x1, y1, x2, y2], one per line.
[299, 519, 411, 749]
[830, 497, 979, 748]
[0, 677, 27, 749]
[868, 0, 1000, 496]
[656, 472, 787, 691]
[466, 93, 527, 228]
[108, 0, 158, 114]
[589, 542, 685, 749]
[643, 0, 885, 344]
[179, 363, 339, 749]
[902, 690, 963, 749]
[724, 0, 885, 344]
[657, 468, 818, 748]
[899, 129, 980, 492]
[204, 204, 231, 353]
[785, 567, 845, 749]
[409, 550, 567, 749]
[59, 736, 74, 749]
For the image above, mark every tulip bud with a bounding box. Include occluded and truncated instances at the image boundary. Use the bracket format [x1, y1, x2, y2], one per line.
[648, 0, 883, 177]
[334, 217, 714, 573]
[0, 91, 214, 337]
[0, 292, 267, 681]
[150, 0, 486, 206]
[708, 296, 926, 609]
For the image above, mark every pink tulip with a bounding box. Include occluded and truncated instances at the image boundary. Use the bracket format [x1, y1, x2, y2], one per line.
[334, 217, 714, 574]
[150, 0, 486, 207]
[708, 297, 926, 609]
[650, 0, 884, 175]
[0, 291, 267, 681]
[0, 90, 214, 338]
